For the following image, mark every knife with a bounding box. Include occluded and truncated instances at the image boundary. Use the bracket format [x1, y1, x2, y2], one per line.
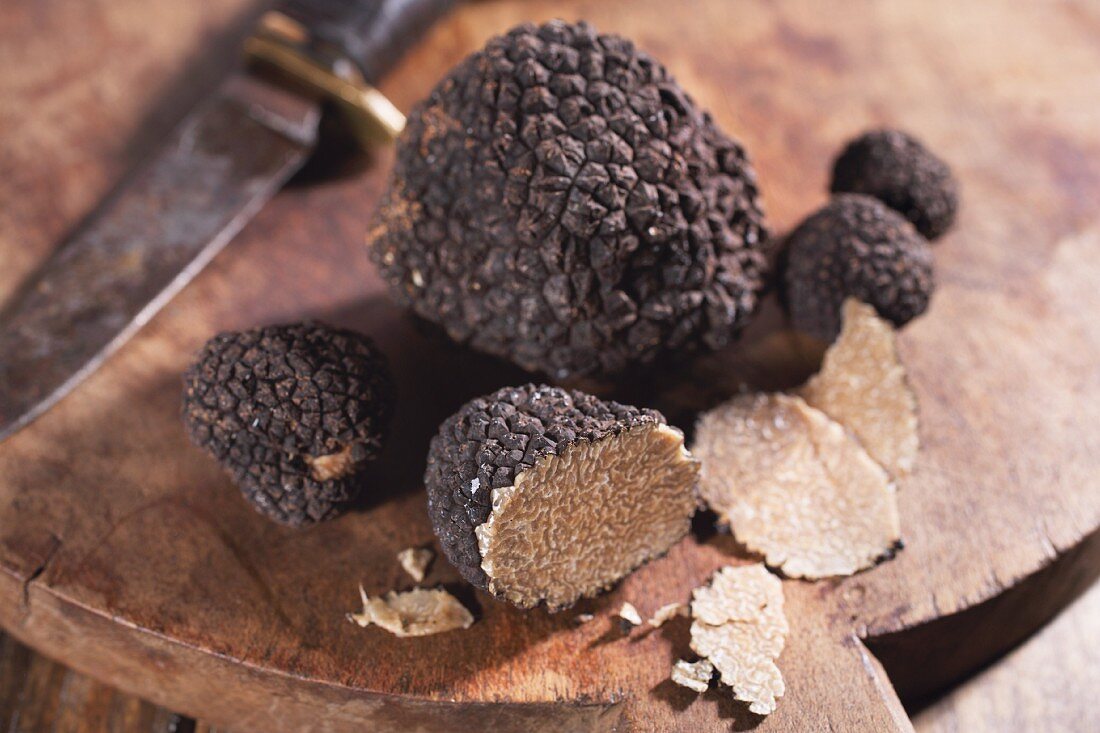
[0, 0, 455, 443]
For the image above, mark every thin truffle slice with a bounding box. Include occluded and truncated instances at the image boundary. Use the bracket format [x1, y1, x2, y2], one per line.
[671, 658, 715, 693]
[397, 547, 435, 583]
[783, 194, 934, 342]
[689, 565, 787, 715]
[350, 586, 474, 637]
[426, 384, 699, 611]
[182, 322, 394, 526]
[831, 128, 958, 239]
[617, 602, 644, 630]
[800, 299, 919, 477]
[692, 393, 901, 579]
[649, 602, 686, 628]
[370, 20, 770, 380]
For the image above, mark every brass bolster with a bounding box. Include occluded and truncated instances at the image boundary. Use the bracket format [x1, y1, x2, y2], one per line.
[244, 10, 406, 147]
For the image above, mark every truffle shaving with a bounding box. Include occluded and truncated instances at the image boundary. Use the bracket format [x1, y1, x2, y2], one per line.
[693, 394, 901, 579]
[671, 658, 715, 693]
[689, 565, 787, 715]
[800, 298, 919, 477]
[649, 603, 687, 628]
[397, 547, 435, 583]
[617, 602, 643, 627]
[350, 586, 474, 637]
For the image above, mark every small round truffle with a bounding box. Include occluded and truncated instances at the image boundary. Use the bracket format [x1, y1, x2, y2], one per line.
[783, 194, 935, 341]
[830, 129, 958, 239]
[182, 322, 394, 526]
[425, 384, 699, 611]
[370, 20, 770, 380]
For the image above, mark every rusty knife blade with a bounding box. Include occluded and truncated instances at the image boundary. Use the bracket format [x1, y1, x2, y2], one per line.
[0, 72, 320, 442]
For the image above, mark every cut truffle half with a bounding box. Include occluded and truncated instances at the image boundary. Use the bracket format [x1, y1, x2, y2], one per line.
[350, 585, 474, 637]
[799, 298, 919, 478]
[831, 128, 959, 239]
[370, 20, 770, 380]
[182, 322, 395, 526]
[783, 194, 934, 342]
[692, 393, 901, 579]
[425, 384, 699, 611]
[689, 564, 788, 715]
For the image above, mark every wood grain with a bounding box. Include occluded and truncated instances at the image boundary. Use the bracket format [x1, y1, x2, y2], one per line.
[914, 579, 1100, 733]
[2, 0, 1099, 731]
[0, 632, 186, 733]
[6, 580, 1098, 730]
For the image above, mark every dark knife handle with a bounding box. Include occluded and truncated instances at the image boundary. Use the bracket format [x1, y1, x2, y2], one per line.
[276, 0, 457, 83]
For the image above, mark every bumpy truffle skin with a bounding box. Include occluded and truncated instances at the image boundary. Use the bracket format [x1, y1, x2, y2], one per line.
[371, 20, 770, 380]
[783, 195, 934, 341]
[182, 322, 394, 526]
[830, 129, 958, 239]
[425, 384, 663, 590]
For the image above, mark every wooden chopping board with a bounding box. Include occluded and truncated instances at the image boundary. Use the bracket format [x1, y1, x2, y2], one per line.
[2, 1, 1099, 731]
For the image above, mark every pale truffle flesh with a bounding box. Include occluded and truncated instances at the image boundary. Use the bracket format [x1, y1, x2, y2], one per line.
[397, 547, 434, 583]
[689, 565, 788, 715]
[693, 394, 901, 579]
[671, 658, 715, 693]
[618, 602, 644, 627]
[475, 423, 699, 611]
[350, 586, 473, 637]
[799, 298, 919, 478]
[649, 603, 687, 628]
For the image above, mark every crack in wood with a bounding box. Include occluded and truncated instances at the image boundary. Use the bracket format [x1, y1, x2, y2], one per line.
[19, 532, 62, 618]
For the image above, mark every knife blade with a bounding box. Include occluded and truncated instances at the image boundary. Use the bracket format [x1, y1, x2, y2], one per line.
[0, 0, 454, 442]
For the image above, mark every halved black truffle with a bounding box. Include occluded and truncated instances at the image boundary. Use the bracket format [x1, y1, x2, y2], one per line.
[830, 129, 958, 239]
[782, 194, 935, 341]
[370, 20, 770, 380]
[425, 384, 699, 610]
[182, 322, 394, 526]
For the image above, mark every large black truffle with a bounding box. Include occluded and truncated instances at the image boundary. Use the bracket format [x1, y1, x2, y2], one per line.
[182, 322, 394, 526]
[783, 194, 935, 341]
[370, 20, 770, 380]
[830, 129, 958, 239]
[425, 384, 699, 610]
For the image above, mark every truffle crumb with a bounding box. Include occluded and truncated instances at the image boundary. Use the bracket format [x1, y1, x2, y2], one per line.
[831, 128, 958, 239]
[182, 322, 394, 526]
[397, 547, 435, 583]
[349, 585, 473, 637]
[617, 602, 643, 629]
[800, 299, 919, 477]
[426, 384, 699, 611]
[783, 194, 934, 342]
[370, 20, 770, 379]
[692, 393, 901, 579]
[671, 658, 715, 693]
[648, 603, 687, 628]
[689, 565, 787, 716]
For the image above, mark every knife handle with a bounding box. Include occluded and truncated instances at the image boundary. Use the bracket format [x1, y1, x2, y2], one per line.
[274, 0, 457, 83]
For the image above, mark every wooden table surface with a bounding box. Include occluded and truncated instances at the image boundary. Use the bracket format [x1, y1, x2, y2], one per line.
[3, 579, 1099, 732]
[3, 0, 1100, 731]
